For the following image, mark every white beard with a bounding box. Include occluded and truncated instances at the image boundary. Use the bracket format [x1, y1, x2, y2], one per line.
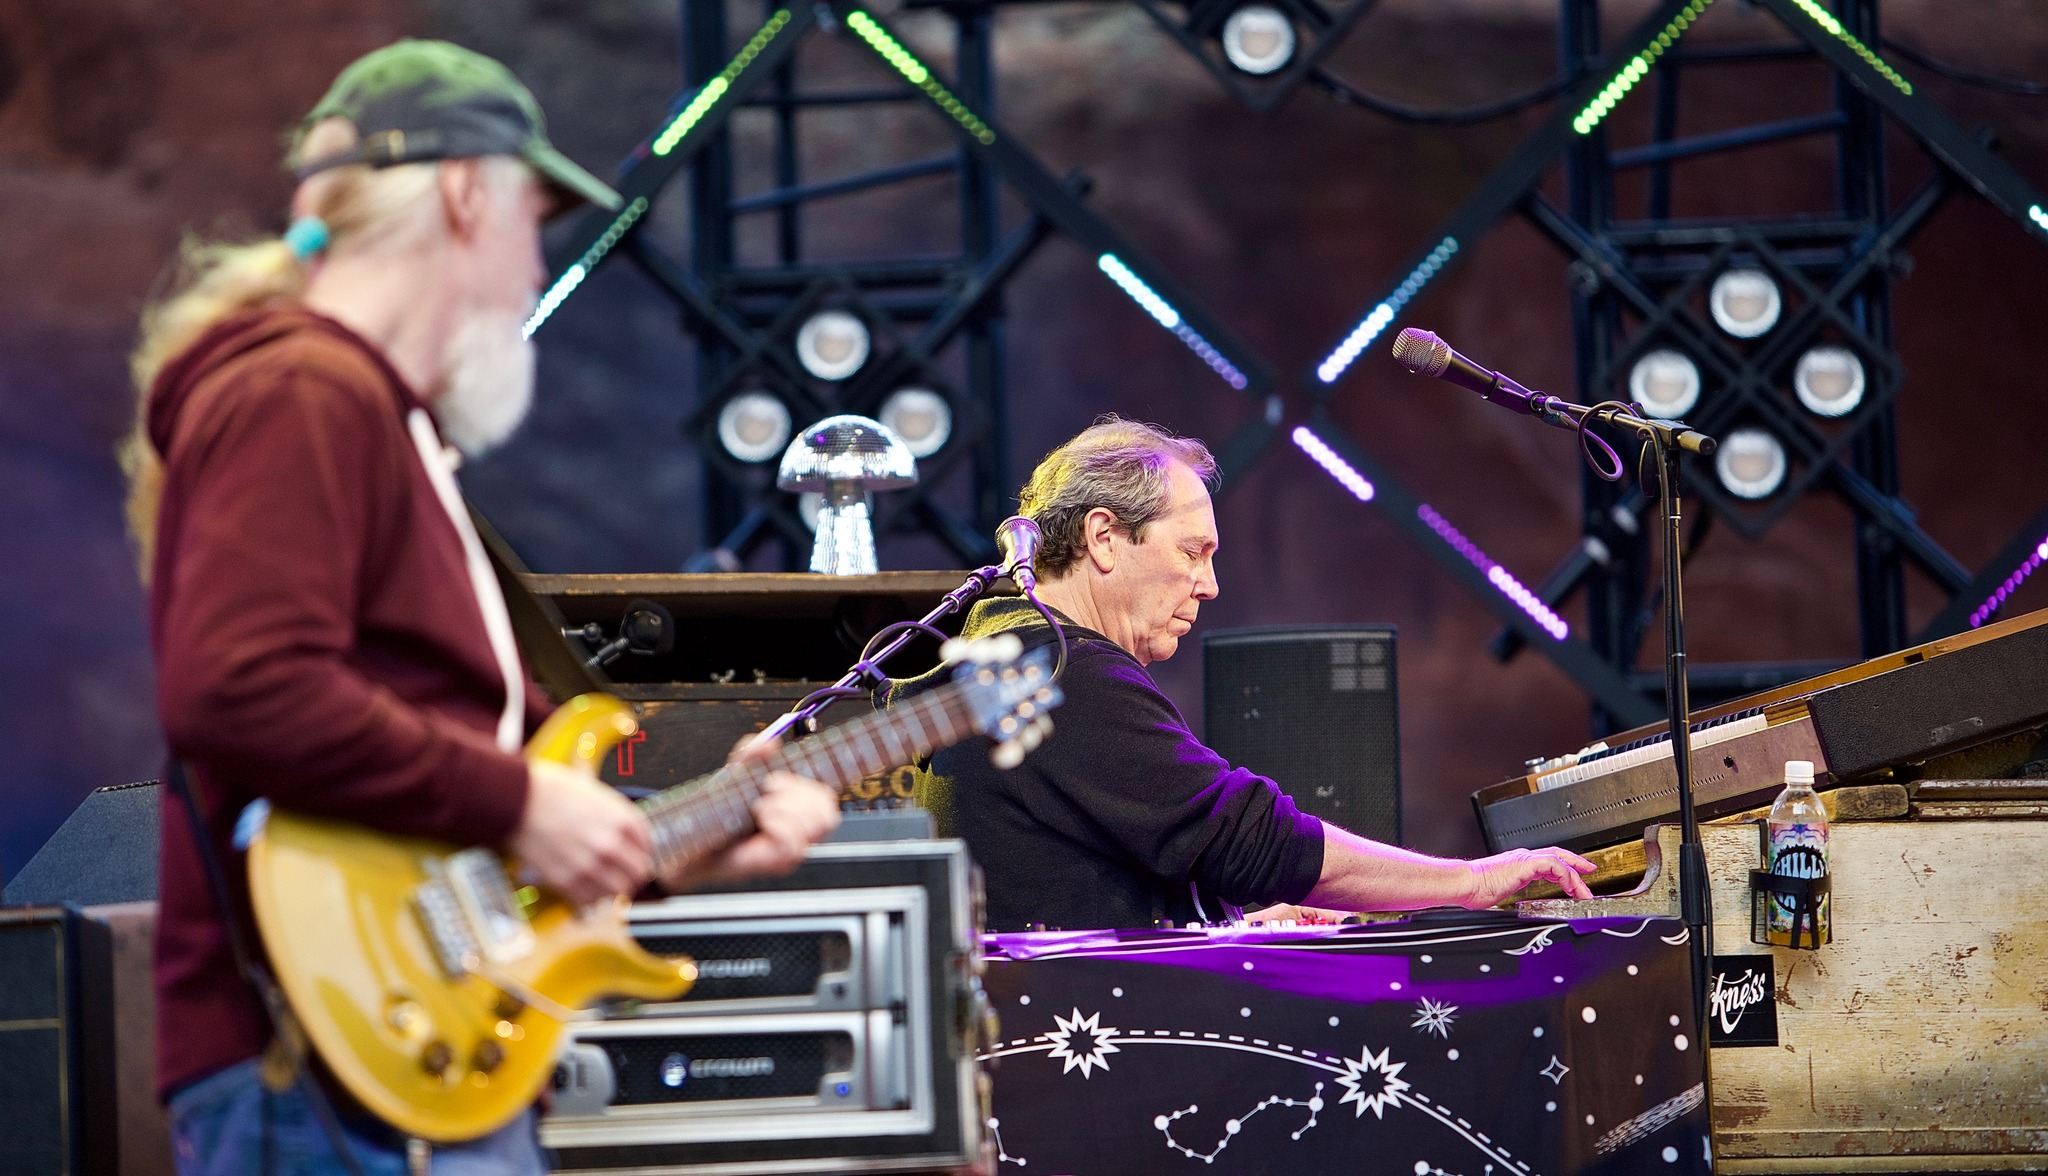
[431, 309, 536, 456]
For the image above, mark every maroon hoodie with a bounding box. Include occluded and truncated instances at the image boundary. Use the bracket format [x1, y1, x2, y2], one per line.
[147, 305, 549, 1101]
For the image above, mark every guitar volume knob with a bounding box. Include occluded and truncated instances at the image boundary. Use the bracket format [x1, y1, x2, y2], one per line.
[421, 1041, 453, 1077]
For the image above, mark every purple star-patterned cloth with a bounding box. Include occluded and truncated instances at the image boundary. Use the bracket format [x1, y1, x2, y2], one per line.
[980, 913, 1711, 1175]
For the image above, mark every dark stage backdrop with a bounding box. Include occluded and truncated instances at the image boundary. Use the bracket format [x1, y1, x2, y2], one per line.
[3, 0, 2045, 880]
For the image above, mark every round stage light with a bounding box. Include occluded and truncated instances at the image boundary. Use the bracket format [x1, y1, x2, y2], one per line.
[878, 387, 953, 459]
[1714, 428, 1788, 500]
[794, 310, 870, 381]
[1627, 348, 1701, 419]
[1709, 268, 1782, 338]
[715, 391, 793, 464]
[1221, 5, 1296, 76]
[1792, 345, 1866, 418]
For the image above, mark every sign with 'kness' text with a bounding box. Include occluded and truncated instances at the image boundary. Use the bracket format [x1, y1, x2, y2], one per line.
[1708, 954, 1779, 1047]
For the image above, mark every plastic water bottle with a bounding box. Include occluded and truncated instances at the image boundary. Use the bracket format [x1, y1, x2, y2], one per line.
[1765, 759, 1830, 946]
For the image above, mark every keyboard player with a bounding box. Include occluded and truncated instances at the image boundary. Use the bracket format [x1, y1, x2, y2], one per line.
[884, 417, 1595, 932]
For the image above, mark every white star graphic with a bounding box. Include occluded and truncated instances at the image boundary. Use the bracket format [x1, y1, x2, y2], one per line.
[1541, 1054, 1570, 1084]
[1410, 996, 1459, 1038]
[1334, 1045, 1411, 1119]
[1043, 1008, 1121, 1079]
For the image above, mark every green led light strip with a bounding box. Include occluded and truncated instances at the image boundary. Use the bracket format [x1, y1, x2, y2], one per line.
[524, 196, 650, 337]
[586, 196, 651, 266]
[845, 10, 996, 146]
[651, 9, 793, 156]
[1783, 0, 1911, 95]
[1572, 0, 1714, 135]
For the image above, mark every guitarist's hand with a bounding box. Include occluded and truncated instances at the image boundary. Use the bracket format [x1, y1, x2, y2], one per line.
[717, 769, 842, 879]
[659, 738, 841, 891]
[513, 760, 654, 905]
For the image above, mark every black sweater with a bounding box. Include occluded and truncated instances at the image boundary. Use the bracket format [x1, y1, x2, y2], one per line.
[883, 597, 1324, 932]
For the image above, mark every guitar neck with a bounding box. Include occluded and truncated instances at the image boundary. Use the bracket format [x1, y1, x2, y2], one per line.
[637, 685, 968, 872]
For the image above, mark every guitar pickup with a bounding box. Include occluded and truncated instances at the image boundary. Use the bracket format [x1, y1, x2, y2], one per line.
[445, 848, 537, 966]
[413, 866, 478, 978]
[414, 849, 535, 977]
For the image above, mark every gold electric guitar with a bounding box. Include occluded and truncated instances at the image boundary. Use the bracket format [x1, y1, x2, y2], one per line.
[244, 638, 1058, 1142]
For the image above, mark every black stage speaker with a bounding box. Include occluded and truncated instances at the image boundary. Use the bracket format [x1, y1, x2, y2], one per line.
[6, 782, 161, 907]
[0, 906, 116, 1176]
[1202, 625, 1401, 844]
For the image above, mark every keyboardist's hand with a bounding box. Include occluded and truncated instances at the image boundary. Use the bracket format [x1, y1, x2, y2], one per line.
[1461, 846, 1598, 906]
[1245, 904, 1350, 925]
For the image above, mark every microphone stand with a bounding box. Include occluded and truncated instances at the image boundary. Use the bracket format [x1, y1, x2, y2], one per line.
[1516, 387, 1719, 1049]
[1428, 351, 1719, 1047]
[752, 563, 1012, 747]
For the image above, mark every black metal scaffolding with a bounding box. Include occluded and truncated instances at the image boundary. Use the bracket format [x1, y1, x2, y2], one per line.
[676, 0, 1019, 568]
[531, 0, 2048, 728]
[1299, 0, 2048, 730]
[537, 0, 1279, 573]
[1555, 0, 1928, 720]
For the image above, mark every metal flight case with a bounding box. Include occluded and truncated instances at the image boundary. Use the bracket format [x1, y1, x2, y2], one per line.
[542, 839, 990, 1175]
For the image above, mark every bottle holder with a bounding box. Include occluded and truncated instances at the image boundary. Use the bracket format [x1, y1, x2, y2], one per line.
[1749, 813, 1831, 949]
[1749, 869, 1831, 949]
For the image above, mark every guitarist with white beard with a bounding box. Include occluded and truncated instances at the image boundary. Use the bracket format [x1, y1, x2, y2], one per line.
[123, 41, 840, 1175]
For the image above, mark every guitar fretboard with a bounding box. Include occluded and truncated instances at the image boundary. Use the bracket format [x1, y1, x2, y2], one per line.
[637, 685, 970, 872]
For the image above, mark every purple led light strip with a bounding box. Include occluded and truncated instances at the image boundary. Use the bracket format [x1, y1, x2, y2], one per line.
[1292, 425, 1569, 641]
[1290, 426, 1375, 502]
[1416, 505, 1572, 641]
[1969, 534, 2048, 628]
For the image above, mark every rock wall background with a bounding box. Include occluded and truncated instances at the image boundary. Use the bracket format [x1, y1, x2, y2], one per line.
[3, 0, 2045, 878]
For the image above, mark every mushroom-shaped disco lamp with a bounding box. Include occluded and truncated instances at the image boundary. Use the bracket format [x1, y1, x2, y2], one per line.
[776, 414, 918, 575]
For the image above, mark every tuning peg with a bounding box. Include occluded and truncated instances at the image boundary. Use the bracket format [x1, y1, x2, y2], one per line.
[1019, 723, 1044, 752]
[941, 633, 1026, 666]
[1025, 717, 1054, 749]
[990, 740, 1025, 770]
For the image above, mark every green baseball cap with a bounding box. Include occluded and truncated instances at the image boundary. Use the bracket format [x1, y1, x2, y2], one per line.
[294, 39, 621, 214]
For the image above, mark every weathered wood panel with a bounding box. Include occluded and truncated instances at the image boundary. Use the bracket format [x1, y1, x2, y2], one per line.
[1525, 816, 2048, 1172]
[1521, 784, 1909, 899]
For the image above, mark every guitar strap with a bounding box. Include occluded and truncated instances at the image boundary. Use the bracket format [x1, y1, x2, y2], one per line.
[466, 502, 608, 702]
[163, 759, 376, 1176]
[405, 412, 523, 752]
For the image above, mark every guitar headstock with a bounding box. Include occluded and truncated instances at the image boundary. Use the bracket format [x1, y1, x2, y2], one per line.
[943, 636, 1064, 769]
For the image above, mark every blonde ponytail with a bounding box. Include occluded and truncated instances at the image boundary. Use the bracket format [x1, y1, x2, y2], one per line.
[122, 117, 443, 579]
[121, 236, 309, 578]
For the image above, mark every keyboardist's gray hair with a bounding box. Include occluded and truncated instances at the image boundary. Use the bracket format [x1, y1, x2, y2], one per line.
[1018, 415, 1218, 579]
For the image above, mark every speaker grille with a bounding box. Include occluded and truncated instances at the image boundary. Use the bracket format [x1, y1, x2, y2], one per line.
[1202, 626, 1401, 844]
[599, 1030, 853, 1105]
[0, 908, 112, 1176]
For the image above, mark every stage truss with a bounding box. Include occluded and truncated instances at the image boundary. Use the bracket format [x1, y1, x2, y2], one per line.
[529, 0, 2048, 727]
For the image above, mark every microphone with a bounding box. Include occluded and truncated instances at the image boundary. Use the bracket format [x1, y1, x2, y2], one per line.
[1390, 328, 1544, 417]
[579, 598, 676, 669]
[1393, 327, 1716, 456]
[996, 515, 1042, 593]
